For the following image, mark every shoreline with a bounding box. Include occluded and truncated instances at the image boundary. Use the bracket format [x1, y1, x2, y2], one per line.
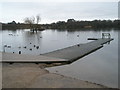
[2, 63, 108, 88]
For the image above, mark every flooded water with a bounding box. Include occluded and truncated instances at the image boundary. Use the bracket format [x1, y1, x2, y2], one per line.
[0, 29, 118, 88]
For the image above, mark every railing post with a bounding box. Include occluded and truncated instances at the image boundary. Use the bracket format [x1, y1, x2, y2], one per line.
[3, 45, 7, 52]
[102, 33, 104, 39]
[102, 33, 111, 39]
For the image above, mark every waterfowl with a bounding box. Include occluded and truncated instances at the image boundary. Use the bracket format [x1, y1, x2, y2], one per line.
[18, 47, 21, 48]
[30, 48, 32, 50]
[23, 46, 27, 48]
[77, 44, 80, 47]
[36, 46, 39, 49]
[8, 34, 13, 36]
[7, 46, 11, 48]
[4, 45, 7, 47]
[19, 51, 21, 54]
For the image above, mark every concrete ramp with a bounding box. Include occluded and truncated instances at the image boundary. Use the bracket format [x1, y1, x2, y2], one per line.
[0, 52, 67, 63]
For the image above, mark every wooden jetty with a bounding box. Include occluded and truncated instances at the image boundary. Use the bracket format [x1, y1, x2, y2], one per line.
[0, 36, 113, 64]
[42, 38, 113, 63]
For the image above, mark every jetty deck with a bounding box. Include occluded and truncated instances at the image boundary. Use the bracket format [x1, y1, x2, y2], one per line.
[0, 38, 113, 64]
[42, 38, 113, 63]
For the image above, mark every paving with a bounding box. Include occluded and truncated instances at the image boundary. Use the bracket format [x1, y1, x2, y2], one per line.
[2, 63, 106, 88]
[0, 52, 67, 63]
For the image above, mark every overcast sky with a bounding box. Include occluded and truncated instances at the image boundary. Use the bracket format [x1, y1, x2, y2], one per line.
[0, 1, 118, 24]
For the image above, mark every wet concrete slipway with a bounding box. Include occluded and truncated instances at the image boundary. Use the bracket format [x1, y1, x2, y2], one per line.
[1, 63, 107, 88]
[0, 53, 106, 88]
[0, 38, 114, 88]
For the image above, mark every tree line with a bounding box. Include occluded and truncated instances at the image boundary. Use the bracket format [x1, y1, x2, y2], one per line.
[47, 19, 120, 29]
[1, 18, 120, 30]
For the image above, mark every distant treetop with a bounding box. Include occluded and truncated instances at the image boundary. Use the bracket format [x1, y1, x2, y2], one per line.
[8, 21, 16, 24]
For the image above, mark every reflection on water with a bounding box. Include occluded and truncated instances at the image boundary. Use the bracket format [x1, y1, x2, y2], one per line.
[0, 29, 118, 88]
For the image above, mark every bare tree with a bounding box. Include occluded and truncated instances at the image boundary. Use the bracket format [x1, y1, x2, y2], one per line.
[24, 16, 35, 29]
[24, 16, 35, 24]
[36, 14, 41, 24]
[24, 14, 41, 30]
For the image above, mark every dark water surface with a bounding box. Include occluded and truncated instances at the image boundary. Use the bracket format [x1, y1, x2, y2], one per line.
[0, 29, 118, 88]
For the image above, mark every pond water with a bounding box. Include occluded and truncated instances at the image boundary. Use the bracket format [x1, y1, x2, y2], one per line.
[0, 29, 119, 88]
